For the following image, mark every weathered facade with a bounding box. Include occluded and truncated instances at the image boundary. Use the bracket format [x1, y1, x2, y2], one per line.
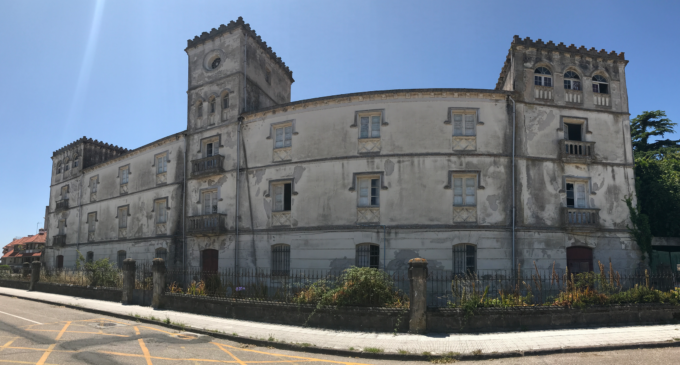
[45, 19, 639, 272]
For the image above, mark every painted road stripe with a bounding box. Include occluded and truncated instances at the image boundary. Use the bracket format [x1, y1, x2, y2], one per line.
[0, 310, 42, 324]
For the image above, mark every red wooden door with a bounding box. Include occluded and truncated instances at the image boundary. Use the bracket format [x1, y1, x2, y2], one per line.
[567, 247, 593, 274]
[201, 249, 218, 273]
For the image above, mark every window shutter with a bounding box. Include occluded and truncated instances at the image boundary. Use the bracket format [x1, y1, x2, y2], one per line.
[453, 114, 463, 136]
[360, 117, 369, 138]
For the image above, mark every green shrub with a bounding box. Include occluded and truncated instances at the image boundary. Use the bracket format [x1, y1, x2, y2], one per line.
[0, 265, 10, 277]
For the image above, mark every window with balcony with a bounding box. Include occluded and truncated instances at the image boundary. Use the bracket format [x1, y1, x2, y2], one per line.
[202, 190, 218, 214]
[566, 182, 587, 208]
[452, 243, 476, 275]
[356, 243, 379, 269]
[564, 179, 598, 227]
[271, 244, 290, 276]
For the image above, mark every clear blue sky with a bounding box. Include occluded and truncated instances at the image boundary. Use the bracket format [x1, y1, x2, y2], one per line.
[1, 0, 678, 244]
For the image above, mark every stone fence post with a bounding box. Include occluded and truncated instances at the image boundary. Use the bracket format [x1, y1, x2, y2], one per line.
[29, 261, 41, 291]
[22, 262, 30, 278]
[408, 258, 428, 334]
[121, 259, 136, 305]
[152, 258, 166, 309]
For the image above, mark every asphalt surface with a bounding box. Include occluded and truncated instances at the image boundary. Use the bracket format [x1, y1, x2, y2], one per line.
[1, 295, 679, 364]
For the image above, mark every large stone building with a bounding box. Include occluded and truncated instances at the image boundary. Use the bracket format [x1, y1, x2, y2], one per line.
[44, 18, 638, 273]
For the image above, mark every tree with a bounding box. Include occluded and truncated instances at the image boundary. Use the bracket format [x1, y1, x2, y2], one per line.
[631, 110, 679, 156]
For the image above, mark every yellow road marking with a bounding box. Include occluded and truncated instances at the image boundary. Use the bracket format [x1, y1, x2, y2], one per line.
[140, 326, 174, 335]
[28, 330, 128, 337]
[35, 343, 56, 365]
[0, 338, 17, 352]
[0, 360, 56, 364]
[98, 351, 240, 362]
[54, 321, 71, 341]
[134, 326, 141, 335]
[138, 339, 153, 365]
[3, 346, 75, 353]
[212, 343, 247, 365]
[213, 342, 372, 365]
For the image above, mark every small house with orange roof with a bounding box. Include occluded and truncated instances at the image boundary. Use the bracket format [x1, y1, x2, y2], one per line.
[1, 229, 46, 272]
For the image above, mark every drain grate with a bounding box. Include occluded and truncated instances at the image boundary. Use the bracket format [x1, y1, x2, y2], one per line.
[89, 321, 127, 329]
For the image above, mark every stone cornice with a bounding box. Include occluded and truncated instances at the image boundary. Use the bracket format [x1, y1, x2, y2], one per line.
[242, 88, 514, 121]
[52, 137, 128, 157]
[81, 131, 186, 174]
[495, 35, 628, 90]
[185, 17, 294, 83]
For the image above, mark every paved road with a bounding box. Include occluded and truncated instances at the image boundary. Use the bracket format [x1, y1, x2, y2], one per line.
[1, 295, 679, 364]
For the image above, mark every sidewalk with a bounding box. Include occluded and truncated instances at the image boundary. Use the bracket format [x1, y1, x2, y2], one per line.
[1, 286, 679, 358]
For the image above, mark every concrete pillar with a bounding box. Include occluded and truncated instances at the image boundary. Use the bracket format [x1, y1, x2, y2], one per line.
[152, 258, 166, 309]
[29, 261, 41, 291]
[22, 262, 30, 279]
[408, 258, 428, 334]
[121, 259, 136, 305]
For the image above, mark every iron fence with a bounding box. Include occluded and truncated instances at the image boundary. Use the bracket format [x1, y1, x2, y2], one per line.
[40, 266, 123, 289]
[427, 268, 677, 308]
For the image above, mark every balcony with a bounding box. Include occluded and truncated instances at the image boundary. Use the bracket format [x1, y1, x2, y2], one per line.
[191, 155, 225, 178]
[53, 235, 66, 248]
[187, 214, 228, 236]
[55, 199, 69, 212]
[559, 140, 595, 163]
[563, 208, 599, 230]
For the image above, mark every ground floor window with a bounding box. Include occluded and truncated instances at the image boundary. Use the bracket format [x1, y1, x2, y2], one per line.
[117, 250, 126, 269]
[201, 249, 218, 273]
[56, 255, 63, 269]
[271, 244, 290, 276]
[453, 243, 476, 275]
[566, 246, 592, 274]
[86, 251, 94, 263]
[356, 243, 379, 269]
[155, 247, 168, 262]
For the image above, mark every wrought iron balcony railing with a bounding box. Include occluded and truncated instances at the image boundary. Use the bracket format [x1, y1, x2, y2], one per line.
[55, 199, 69, 212]
[187, 214, 228, 236]
[191, 155, 225, 178]
[52, 235, 66, 248]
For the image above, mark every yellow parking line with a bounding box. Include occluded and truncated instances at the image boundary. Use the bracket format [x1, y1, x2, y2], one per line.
[0, 338, 17, 352]
[35, 343, 56, 365]
[140, 326, 174, 335]
[29, 330, 128, 337]
[134, 326, 141, 335]
[0, 360, 56, 364]
[213, 342, 372, 365]
[54, 322, 71, 341]
[3, 346, 74, 353]
[98, 351, 239, 362]
[138, 339, 153, 365]
[212, 343, 247, 365]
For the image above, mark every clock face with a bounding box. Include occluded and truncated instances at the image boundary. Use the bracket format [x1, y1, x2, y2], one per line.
[211, 58, 221, 69]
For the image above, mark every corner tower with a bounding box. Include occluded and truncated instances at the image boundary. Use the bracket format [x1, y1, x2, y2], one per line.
[185, 17, 294, 131]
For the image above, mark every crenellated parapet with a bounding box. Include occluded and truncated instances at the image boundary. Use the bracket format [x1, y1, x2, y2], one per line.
[185, 16, 294, 82]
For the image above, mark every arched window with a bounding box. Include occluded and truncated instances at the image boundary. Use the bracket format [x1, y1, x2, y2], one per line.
[155, 247, 167, 262]
[563, 71, 581, 90]
[86, 251, 94, 263]
[356, 243, 379, 269]
[196, 101, 203, 118]
[592, 75, 608, 94]
[117, 250, 126, 269]
[222, 93, 229, 109]
[566, 246, 593, 274]
[271, 244, 290, 276]
[73, 155, 79, 168]
[452, 244, 476, 275]
[56, 162, 62, 174]
[209, 96, 216, 114]
[534, 67, 552, 87]
[63, 158, 70, 172]
[201, 249, 218, 273]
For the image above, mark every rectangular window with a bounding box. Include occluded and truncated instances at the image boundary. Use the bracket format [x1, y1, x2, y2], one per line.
[202, 190, 218, 215]
[360, 115, 381, 138]
[274, 126, 293, 148]
[117, 251, 126, 269]
[156, 155, 167, 174]
[58, 220, 65, 235]
[452, 111, 476, 136]
[61, 186, 69, 200]
[271, 245, 290, 276]
[86, 252, 94, 263]
[453, 244, 476, 274]
[566, 182, 587, 208]
[273, 183, 292, 212]
[205, 142, 219, 157]
[535, 76, 552, 87]
[118, 206, 128, 228]
[265, 69, 271, 84]
[155, 200, 167, 223]
[90, 177, 97, 193]
[120, 167, 129, 185]
[209, 99, 216, 114]
[564, 80, 581, 90]
[453, 177, 476, 206]
[222, 94, 229, 109]
[358, 178, 380, 207]
[564, 123, 583, 141]
[88, 213, 96, 232]
[356, 244, 379, 269]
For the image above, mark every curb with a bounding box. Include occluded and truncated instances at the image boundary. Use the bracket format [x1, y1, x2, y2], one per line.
[1, 290, 680, 362]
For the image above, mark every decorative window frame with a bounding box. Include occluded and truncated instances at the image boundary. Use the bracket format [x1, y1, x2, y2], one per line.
[444, 170, 484, 190]
[348, 172, 388, 192]
[86, 212, 98, 232]
[117, 164, 131, 179]
[533, 65, 554, 87]
[557, 116, 591, 137]
[56, 162, 62, 175]
[266, 120, 298, 140]
[265, 179, 298, 204]
[560, 175, 595, 206]
[354, 174, 383, 208]
[197, 134, 223, 156]
[151, 197, 171, 213]
[115, 205, 131, 219]
[152, 151, 171, 168]
[220, 90, 231, 109]
[444, 107, 483, 128]
[350, 109, 388, 129]
[196, 186, 223, 204]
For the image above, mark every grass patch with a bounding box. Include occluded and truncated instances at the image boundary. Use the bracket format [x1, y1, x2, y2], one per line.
[430, 356, 457, 364]
[349, 347, 355, 351]
[471, 349, 482, 356]
[422, 351, 432, 356]
[363, 347, 383, 354]
[397, 349, 409, 354]
[299, 343, 311, 348]
[232, 333, 239, 337]
[267, 335, 276, 342]
[164, 317, 171, 325]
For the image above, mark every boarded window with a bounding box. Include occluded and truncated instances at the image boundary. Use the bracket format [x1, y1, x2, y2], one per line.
[271, 244, 290, 276]
[358, 178, 379, 207]
[566, 247, 593, 274]
[273, 183, 291, 212]
[274, 126, 292, 148]
[453, 244, 476, 274]
[58, 220, 65, 235]
[201, 249, 219, 273]
[356, 243, 379, 269]
[87, 213, 96, 232]
[453, 177, 476, 206]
